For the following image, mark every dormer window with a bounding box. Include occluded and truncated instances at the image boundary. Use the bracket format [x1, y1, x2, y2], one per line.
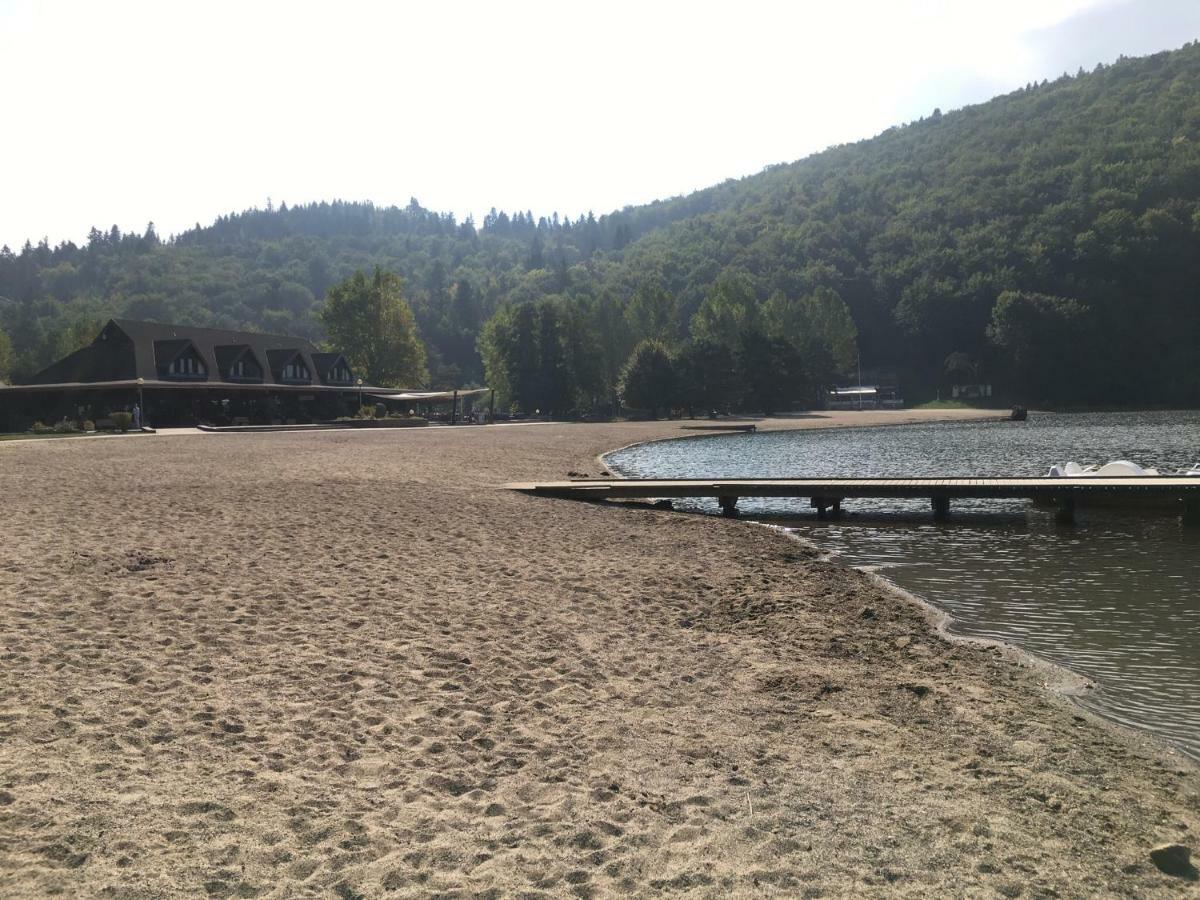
[157, 340, 208, 380]
[282, 361, 309, 381]
[215, 345, 263, 382]
[170, 355, 204, 376]
[312, 352, 353, 385]
[267, 348, 312, 383]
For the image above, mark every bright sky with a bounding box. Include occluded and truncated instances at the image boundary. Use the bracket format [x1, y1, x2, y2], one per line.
[2, 0, 1198, 249]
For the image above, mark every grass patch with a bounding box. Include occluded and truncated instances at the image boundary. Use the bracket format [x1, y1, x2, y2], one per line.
[0, 432, 92, 442]
[0, 431, 143, 442]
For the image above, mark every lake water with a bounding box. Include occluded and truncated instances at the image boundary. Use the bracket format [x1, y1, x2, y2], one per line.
[606, 411, 1200, 759]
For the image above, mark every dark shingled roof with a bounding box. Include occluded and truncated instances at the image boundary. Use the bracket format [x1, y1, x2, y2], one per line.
[26, 319, 354, 387]
[27, 338, 136, 385]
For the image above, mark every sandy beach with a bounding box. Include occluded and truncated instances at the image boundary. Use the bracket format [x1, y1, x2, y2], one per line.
[1, 408, 1196, 897]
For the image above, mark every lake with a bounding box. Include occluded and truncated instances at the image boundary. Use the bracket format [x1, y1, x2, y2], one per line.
[606, 411, 1200, 759]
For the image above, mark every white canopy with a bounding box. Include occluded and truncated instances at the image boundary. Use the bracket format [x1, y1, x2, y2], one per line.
[367, 387, 491, 402]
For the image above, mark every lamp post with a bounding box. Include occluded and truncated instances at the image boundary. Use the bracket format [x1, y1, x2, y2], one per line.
[856, 355, 862, 412]
[357, 378, 363, 413]
[136, 377, 144, 428]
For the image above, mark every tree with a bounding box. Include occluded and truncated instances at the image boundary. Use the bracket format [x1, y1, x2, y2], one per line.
[675, 337, 743, 415]
[737, 333, 809, 415]
[320, 268, 428, 387]
[986, 291, 1091, 405]
[762, 287, 859, 375]
[52, 315, 103, 362]
[0, 328, 12, 384]
[478, 297, 600, 414]
[619, 340, 677, 418]
[690, 270, 759, 348]
[624, 280, 680, 345]
[588, 291, 633, 412]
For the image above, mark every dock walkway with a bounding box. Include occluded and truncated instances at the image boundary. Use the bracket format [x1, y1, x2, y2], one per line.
[505, 476, 1200, 524]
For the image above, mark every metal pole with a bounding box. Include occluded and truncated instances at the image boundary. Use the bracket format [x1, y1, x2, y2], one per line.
[451, 390, 458, 425]
[856, 356, 862, 411]
[489, 389, 495, 424]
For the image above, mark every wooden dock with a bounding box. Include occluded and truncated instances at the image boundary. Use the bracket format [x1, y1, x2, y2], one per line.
[505, 476, 1200, 524]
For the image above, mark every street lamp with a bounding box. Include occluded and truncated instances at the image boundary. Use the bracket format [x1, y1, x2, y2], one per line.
[136, 377, 144, 428]
[357, 378, 363, 412]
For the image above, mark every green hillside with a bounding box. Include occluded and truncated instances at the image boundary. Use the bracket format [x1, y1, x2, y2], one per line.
[3, 41, 1199, 407]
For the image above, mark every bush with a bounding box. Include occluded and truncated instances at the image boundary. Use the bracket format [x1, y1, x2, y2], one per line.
[53, 419, 80, 434]
[30, 421, 52, 434]
[110, 411, 133, 433]
[82, 420, 96, 433]
[357, 405, 375, 419]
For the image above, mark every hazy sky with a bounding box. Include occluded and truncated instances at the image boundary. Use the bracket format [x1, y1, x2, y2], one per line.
[2, 0, 1198, 249]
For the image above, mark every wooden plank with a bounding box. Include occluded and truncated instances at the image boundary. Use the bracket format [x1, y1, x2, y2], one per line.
[506, 476, 1200, 504]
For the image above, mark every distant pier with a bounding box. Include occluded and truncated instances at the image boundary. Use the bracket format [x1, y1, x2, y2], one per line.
[505, 476, 1200, 525]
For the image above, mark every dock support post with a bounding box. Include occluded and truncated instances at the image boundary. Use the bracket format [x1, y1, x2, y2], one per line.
[1183, 498, 1200, 528]
[718, 495, 739, 518]
[1055, 495, 1076, 526]
[931, 496, 950, 521]
[811, 496, 840, 519]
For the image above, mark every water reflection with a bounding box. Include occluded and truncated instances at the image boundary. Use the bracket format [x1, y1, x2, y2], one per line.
[607, 411, 1200, 758]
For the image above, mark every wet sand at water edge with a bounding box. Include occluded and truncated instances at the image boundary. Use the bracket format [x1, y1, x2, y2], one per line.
[0, 408, 1197, 897]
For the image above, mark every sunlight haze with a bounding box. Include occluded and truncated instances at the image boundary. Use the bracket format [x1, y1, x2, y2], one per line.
[2, 0, 1197, 248]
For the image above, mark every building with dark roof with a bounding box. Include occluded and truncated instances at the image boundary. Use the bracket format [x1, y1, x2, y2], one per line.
[0, 319, 367, 429]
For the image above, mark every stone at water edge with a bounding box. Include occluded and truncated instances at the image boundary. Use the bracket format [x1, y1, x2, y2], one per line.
[1148, 844, 1198, 880]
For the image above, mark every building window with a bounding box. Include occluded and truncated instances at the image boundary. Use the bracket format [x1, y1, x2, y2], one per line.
[170, 355, 204, 376]
[330, 364, 350, 383]
[283, 361, 309, 380]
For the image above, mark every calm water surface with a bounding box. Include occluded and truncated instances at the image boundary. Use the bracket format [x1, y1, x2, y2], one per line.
[607, 411, 1200, 758]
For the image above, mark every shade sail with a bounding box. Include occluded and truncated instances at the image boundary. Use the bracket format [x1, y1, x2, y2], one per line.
[366, 388, 492, 402]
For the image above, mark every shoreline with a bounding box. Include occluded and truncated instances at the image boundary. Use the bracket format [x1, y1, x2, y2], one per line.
[600, 416, 1196, 767]
[776, 524, 1099, 699]
[594, 409, 1010, 470]
[2, 408, 1197, 896]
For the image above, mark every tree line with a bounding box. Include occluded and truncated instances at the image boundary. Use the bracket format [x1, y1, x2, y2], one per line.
[3, 42, 1200, 408]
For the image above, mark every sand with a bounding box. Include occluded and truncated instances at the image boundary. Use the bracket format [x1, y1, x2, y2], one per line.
[0, 408, 1196, 897]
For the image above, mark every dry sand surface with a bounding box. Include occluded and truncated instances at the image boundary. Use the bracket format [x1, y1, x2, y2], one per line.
[1, 409, 1197, 898]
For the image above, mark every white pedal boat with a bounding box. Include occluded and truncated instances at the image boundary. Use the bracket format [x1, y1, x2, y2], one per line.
[1045, 460, 1162, 478]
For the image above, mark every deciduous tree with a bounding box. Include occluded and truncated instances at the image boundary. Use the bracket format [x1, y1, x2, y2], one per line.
[320, 268, 428, 387]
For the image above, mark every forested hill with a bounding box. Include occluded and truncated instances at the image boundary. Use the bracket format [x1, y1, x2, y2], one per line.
[2, 41, 1200, 406]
